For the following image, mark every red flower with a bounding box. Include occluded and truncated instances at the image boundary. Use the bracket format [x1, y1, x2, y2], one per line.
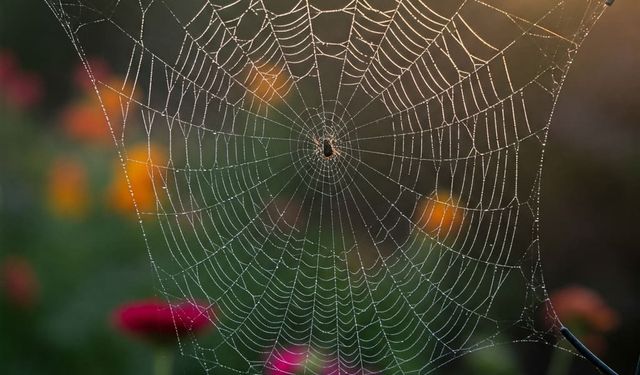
[1, 256, 39, 309]
[545, 285, 619, 353]
[112, 299, 215, 344]
[0, 50, 42, 110]
[0, 51, 18, 86]
[4, 71, 43, 109]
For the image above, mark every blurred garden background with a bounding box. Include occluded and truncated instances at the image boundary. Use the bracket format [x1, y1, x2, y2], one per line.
[0, 1, 638, 374]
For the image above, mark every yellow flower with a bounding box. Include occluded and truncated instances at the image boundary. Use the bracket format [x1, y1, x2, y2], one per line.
[108, 144, 166, 215]
[414, 191, 463, 237]
[47, 157, 89, 218]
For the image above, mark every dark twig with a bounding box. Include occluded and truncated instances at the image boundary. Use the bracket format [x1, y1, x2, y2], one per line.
[560, 327, 618, 375]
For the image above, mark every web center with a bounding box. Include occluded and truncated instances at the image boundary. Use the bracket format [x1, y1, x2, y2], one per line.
[291, 101, 361, 196]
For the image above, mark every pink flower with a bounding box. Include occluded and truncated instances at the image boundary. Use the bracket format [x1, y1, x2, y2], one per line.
[1, 255, 39, 309]
[265, 346, 373, 375]
[265, 345, 308, 375]
[112, 299, 215, 344]
[545, 285, 619, 353]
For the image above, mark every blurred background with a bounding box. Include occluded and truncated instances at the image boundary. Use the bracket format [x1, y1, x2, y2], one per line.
[0, 0, 637, 374]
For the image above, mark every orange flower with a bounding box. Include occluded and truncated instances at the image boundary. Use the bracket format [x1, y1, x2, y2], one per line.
[108, 144, 166, 215]
[47, 157, 89, 218]
[1, 256, 39, 309]
[414, 191, 463, 237]
[73, 57, 111, 92]
[546, 285, 619, 353]
[245, 62, 291, 105]
[61, 76, 138, 143]
[98, 76, 139, 121]
[61, 100, 112, 143]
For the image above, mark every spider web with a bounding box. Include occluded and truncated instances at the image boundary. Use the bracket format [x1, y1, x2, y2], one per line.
[45, 0, 609, 373]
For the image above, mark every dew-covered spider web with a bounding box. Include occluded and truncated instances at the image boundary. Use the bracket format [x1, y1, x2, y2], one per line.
[46, 0, 611, 373]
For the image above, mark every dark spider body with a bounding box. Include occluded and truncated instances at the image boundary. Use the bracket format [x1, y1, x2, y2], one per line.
[323, 139, 334, 158]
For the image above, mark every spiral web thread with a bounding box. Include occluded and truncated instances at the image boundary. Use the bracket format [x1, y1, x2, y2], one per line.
[45, 0, 608, 373]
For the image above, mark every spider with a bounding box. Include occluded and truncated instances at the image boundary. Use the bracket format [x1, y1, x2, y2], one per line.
[313, 136, 340, 160]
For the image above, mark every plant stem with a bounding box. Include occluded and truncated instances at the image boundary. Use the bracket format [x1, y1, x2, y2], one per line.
[154, 348, 173, 375]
